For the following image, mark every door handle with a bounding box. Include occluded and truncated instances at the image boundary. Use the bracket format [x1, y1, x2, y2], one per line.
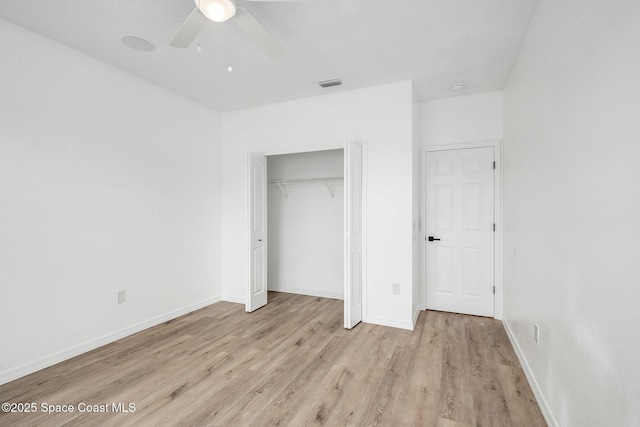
[428, 236, 440, 241]
[257, 238, 262, 242]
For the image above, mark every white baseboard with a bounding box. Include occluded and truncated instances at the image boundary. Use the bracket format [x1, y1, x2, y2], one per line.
[0, 296, 222, 386]
[365, 315, 414, 331]
[221, 294, 245, 304]
[267, 286, 343, 300]
[502, 319, 558, 427]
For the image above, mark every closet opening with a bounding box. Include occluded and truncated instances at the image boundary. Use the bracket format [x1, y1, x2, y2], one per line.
[247, 143, 365, 329]
[267, 149, 344, 300]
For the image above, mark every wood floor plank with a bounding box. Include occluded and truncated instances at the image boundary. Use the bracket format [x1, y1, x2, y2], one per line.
[0, 292, 546, 427]
[400, 313, 444, 426]
[497, 365, 547, 427]
[255, 333, 349, 426]
[364, 346, 414, 426]
[438, 339, 476, 425]
[213, 322, 346, 425]
[286, 363, 355, 426]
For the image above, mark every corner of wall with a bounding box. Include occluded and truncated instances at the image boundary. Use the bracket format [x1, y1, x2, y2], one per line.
[412, 82, 422, 317]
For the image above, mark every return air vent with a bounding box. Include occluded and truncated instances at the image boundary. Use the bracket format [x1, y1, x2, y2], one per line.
[318, 79, 342, 88]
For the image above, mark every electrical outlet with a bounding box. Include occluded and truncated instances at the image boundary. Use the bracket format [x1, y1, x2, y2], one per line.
[117, 290, 126, 304]
[534, 324, 540, 345]
[392, 283, 400, 295]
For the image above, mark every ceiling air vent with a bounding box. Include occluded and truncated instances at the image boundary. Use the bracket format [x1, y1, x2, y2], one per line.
[318, 79, 342, 88]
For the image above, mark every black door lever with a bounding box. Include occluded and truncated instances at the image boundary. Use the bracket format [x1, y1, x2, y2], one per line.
[428, 236, 440, 241]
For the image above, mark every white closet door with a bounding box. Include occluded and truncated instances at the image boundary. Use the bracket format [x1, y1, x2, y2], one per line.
[344, 142, 363, 328]
[247, 152, 268, 312]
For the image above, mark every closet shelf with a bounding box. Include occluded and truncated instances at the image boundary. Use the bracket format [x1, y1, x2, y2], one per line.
[268, 176, 343, 199]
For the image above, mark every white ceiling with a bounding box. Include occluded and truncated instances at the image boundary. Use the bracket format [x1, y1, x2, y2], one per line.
[0, 0, 538, 111]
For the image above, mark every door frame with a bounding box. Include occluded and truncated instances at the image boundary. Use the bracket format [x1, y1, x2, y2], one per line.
[246, 141, 367, 325]
[421, 140, 502, 319]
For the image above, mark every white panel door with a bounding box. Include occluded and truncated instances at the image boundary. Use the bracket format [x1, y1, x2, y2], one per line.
[344, 142, 363, 328]
[425, 147, 494, 317]
[247, 152, 267, 312]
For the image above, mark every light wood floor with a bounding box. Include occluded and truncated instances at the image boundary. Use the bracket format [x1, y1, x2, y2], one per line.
[0, 292, 546, 426]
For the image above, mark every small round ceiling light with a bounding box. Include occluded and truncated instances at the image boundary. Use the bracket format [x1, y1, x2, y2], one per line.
[121, 34, 155, 52]
[450, 82, 466, 91]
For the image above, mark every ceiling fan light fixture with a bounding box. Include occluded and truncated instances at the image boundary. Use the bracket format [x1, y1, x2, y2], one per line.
[195, 0, 236, 23]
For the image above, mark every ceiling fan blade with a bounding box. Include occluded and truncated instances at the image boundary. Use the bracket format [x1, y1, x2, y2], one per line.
[233, 7, 286, 59]
[170, 7, 207, 48]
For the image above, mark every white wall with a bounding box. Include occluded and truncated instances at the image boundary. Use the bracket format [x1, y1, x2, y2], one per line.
[267, 150, 344, 299]
[503, 0, 640, 425]
[412, 88, 421, 324]
[419, 91, 503, 146]
[0, 19, 222, 384]
[221, 81, 415, 329]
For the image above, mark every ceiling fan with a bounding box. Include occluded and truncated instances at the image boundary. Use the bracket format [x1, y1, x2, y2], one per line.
[170, 0, 300, 59]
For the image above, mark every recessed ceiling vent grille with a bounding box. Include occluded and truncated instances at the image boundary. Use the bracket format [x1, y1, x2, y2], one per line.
[318, 79, 342, 88]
